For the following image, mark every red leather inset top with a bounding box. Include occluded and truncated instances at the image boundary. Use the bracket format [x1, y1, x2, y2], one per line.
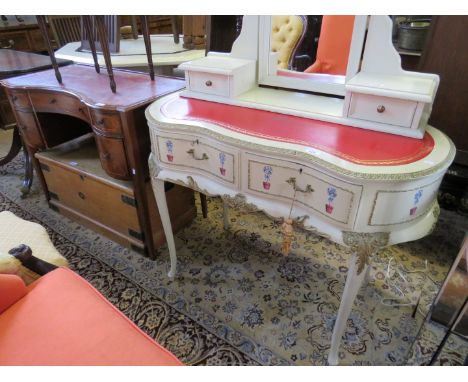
[161, 95, 435, 166]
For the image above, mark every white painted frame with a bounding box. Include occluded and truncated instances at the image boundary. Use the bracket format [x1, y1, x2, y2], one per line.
[258, 15, 368, 96]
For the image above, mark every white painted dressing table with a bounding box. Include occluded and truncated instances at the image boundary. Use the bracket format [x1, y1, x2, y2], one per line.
[145, 16, 455, 365]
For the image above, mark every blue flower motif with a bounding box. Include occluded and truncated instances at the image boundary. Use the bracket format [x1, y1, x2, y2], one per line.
[263, 165, 273, 181]
[327, 187, 337, 203]
[279, 332, 297, 350]
[165, 140, 173, 153]
[414, 189, 423, 205]
[219, 152, 226, 165]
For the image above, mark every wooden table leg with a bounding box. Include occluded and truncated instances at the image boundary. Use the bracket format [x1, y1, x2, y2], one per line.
[152, 178, 178, 278]
[0, 127, 22, 166]
[20, 140, 34, 197]
[328, 232, 389, 365]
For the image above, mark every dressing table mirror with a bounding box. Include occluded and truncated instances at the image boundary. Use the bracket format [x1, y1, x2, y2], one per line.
[258, 15, 364, 96]
[147, 15, 456, 365]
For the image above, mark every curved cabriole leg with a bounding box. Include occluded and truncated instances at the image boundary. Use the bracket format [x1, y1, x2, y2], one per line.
[152, 178, 177, 278]
[328, 232, 389, 365]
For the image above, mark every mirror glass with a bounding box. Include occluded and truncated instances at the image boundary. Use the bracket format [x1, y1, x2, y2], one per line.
[269, 15, 355, 85]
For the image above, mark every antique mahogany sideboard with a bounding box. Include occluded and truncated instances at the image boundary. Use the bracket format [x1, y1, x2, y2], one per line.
[1, 64, 193, 256]
[146, 92, 455, 364]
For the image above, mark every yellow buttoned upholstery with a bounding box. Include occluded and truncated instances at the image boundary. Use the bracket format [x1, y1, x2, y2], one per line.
[271, 15, 306, 69]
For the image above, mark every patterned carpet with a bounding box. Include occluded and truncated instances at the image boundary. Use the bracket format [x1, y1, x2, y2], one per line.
[1, 136, 467, 365]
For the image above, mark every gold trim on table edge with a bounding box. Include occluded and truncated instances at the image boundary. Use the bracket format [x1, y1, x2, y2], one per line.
[146, 115, 455, 182]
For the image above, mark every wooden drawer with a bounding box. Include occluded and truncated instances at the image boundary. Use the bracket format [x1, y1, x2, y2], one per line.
[36, 152, 141, 244]
[35, 136, 196, 251]
[90, 109, 122, 136]
[15, 111, 44, 149]
[28, 91, 88, 122]
[8, 91, 31, 111]
[154, 132, 238, 186]
[246, 154, 362, 227]
[187, 71, 230, 97]
[348, 93, 418, 128]
[94, 133, 130, 180]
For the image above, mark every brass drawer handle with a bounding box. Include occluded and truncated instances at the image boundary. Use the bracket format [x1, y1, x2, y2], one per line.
[377, 105, 386, 113]
[78, 192, 86, 200]
[205, 80, 212, 87]
[187, 149, 209, 160]
[286, 177, 314, 194]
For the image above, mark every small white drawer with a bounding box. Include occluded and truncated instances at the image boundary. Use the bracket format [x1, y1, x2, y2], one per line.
[187, 72, 230, 98]
[152, 131, 239, 186]
[245, 154, 362, 227]
[348, 93, 418, 128]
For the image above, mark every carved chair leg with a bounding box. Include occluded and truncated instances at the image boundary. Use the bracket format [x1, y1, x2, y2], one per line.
[140, 15, 155, 81]
[82, 15, 101, 74]
[199, 192, 208, 218]
[9, 244, 58, 276]
[94, 15, 116, 93]
[171, 16, 180, 44]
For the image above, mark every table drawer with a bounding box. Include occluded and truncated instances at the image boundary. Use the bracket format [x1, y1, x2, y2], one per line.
[153, 132, 238, 186]
[187, 71, 230, 97]
[348, 93, 418, 128]
[90, 109, 122, 136]
[28, 91, 88, 122]
[246, 154, 362, 227]
[94, 133, 130, 180]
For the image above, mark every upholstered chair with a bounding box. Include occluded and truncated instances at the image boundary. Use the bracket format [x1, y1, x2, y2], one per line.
[270, 15, 307, 70]
[304, 15, 355, 75]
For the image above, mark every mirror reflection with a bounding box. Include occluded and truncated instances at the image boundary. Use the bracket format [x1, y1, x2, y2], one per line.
[270, 15, 355, 83]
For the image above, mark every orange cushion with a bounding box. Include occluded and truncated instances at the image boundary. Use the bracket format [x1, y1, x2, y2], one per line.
[0, 274, 28, 314]
[0, 268, 183, 366]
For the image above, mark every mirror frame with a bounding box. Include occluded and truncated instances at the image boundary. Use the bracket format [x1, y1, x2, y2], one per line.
[258, 15, 368, 96]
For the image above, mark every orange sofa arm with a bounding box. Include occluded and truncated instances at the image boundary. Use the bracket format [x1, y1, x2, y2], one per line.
[0, 274, 28, 314]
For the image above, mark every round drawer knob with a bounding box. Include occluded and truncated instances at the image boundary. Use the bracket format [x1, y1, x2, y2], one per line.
[49, 98, 57, 104]
[377, 105, 386, 113]
[78, 192, 86, 200]
[205, 80, 212, 87]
